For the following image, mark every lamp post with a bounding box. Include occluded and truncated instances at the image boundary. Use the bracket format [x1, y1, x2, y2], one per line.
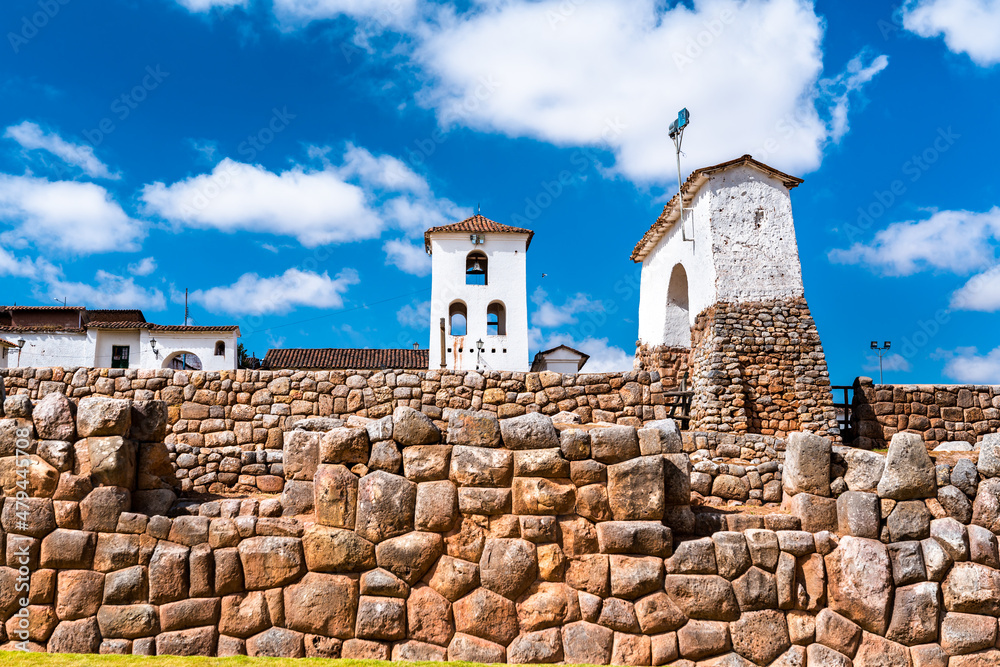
[149, 338, 158, 359]
[870, 341, 891, 385]
[476, 339, 485, 371]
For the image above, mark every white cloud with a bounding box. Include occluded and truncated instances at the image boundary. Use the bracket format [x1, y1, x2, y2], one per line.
[942, 346, 1000, 383]
[408, 0, 886, 183]
[0, 246, 56, 280]
[0, 174, 144, 254]
[175, 0, 247, 12]
[951, 265, 1000, 311]
[829, 208, 1000, 276]
[189, 267, 361, 316]
[272, 0, 422, 29]
[903, 0, 1000, 67]
[141, 159, 381, 247]
[397, 300, 430, 328]
[4, 121, 118, 179]
[863, 352, 912, 373]
[46, 270, 166, 310]
[128, 257, 158, 277]
[384, 238, 431, 276]
[821, 51, 890, 142]
[141, 146, 462, 246]
[531, 287, 605, 328]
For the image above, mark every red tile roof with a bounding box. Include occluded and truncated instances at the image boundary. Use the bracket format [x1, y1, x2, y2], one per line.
[0, 305, 85, 311]
[425, 215, 534, 252]
[0, 326, 85, 333]
[84, 321, 239, 333]
[631, 155, 804, 262]
[86, 309, 146, 323]
[263, 348, 430, 370]
[0, 339, 16, 348]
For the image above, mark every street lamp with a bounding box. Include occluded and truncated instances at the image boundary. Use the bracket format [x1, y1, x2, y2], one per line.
[870, 341, 891, 384]
[476, 339, 485, 371]
[149, 337, 158, 357]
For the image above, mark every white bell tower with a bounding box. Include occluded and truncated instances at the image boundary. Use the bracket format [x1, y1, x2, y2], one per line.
[425, 215, 532, 372]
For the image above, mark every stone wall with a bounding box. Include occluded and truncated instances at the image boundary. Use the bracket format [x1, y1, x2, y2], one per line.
[851, 377, 1000, 451]
[9, 393, 1000, 664]
[632, 344, 689, 391]
[635, 298, 839, 441]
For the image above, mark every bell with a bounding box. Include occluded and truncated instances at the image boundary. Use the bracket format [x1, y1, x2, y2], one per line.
[468, 261, 485, 275]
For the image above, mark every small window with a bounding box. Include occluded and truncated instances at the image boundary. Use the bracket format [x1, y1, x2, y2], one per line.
[111, 345, 130, 369]
[449, 302, 468, 336]
[466, 252, 487, 285]
[215, 341, 226, 356]
[487, 302, 506, 336]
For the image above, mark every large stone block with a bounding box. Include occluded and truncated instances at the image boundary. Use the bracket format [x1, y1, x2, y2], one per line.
[663, 574, 740, 621]
[453, 587, 519, 645]
[783, 431, 831, 496]
[516, 581, 580, 632]
[284, 573, 358, 639]
[415, 480, 458, 532]
[939, 611, 997, 655]
[237, 536, 305, 589]
[562, 621, 614, 665]
[245, 627, 303, 658]
[610, 555, 663, 600]
[407, 584, 454, 646]
[512, 477, 575, 515]
[77, 397, 131, 437]
[608, 455, 665, 521]
[32, 391, 75, 441]
[590, 425, 641, 463]
[428, 555, 480, 602]
[48, 617, 101, 654]
[80, 486, 129, 532]
[401, 444, 452, 482]
[97, 604, 159, 639]
[825, 536, 893, 635]
[130, 400, 169, 442]
[886, 581, 940, 646]
[448, 633, 506, 663]
[943, 561, 1000, 615]
[39, 528, 94, 569]
[634, 591, 687, 633]
[787, 492, 838, 533]
[283, 430, 322, 480]
[677, 619, 731, 660]
[355, 470, 416, 543]
[972, 477, 1000, 533]
[448, 409, 501, 447]
[393, 406, 440, 445]
[375, 531, 443, 585]
[220, 591, 270, 638]
[978, 433, 1000, 478]
[597, 521, 673, 558]
[313, 464, 357, 528]
[319, 427, 370, 466]
[159, 598, 221, 632]
[55, 569, 104, 620]
[877, 431, 937, 500]
[302, 525, 375, 572]
[509, 626, 563, 664]
[499, 412, 559, 450]
[731, 609, 790, 665]
[842, 447, 886, 492]
[480, 538, 537, 599]
[449, 445, 512, 487]
[837, 491, 880, 539]
[149, 541, 189, 605]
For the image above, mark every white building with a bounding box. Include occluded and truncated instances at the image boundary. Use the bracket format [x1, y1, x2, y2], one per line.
[531, 345, 590, 374]
[632, 155, 806, 347]
[0, 307, 240, 371]
[426, 215, 532, 372]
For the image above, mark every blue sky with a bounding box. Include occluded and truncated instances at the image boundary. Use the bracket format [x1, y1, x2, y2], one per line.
[1, 0, 998, 383]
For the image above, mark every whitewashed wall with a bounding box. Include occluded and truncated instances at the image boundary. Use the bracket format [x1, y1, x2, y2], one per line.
[637, 165, 805, 347]
[429, 232, 530, 372]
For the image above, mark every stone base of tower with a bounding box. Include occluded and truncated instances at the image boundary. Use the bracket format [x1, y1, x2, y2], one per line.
[633, 342, 690, 390]
[635, 297, 839, 440]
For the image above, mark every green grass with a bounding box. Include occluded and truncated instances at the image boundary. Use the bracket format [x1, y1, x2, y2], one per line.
[1, 655, 617, 667]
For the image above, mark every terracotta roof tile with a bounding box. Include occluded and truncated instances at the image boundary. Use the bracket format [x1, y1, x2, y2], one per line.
[263, 348, 429, 370]
[631, 155, 804, 262]
[86, 309, 146, 323]
[425, 215, 534, 251]
[83, 321, 239, 332]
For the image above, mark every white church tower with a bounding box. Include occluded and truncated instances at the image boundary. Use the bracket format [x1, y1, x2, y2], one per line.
[425, 215, 532, 372]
